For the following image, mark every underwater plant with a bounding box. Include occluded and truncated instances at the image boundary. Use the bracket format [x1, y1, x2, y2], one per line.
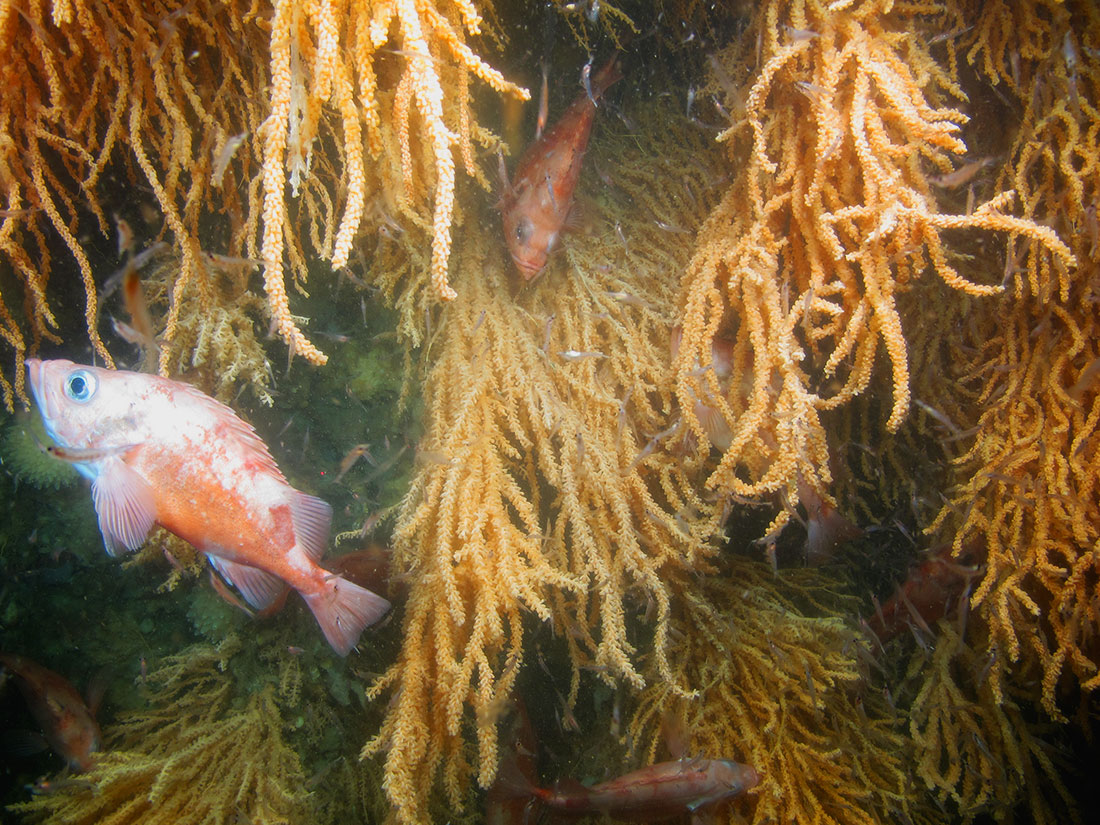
[0, 414, 77, 490]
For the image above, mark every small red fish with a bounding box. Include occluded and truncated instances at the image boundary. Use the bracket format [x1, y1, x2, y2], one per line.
[0, 654, 101, 772]
[26, 359, 390, 655]
[796, 478, 863, 565]
[501, 57, 621, 279]
[121, 261, 157, 358]
[865, 542, 983, 643]
[486, 695, 539, 825]
[498, 755, 759, 821]
[322, 542, 396, 598]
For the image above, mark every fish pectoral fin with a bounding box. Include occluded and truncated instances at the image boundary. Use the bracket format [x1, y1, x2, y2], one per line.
[562, 196, 595, 232]
[85, 667, 110, 718]
[91, 457, 156, 556]
[207, 554, 286, 610]
[0, 729, 49, 758]
[290, 491, 332, 562]
[495, 147, 513, 204]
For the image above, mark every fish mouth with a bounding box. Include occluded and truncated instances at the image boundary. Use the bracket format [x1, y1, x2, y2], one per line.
[513, 258, 544, 281]
[24, 358, 56, 429]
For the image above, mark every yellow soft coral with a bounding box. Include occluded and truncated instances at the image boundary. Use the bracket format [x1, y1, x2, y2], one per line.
[675, 0, 1074, 543]
[12, 638, 307, 825]
[259, 0, 528, 364]
[365, 109, 725, 824]
[630, 563, 914, 825]
[0, 0, 525, 404]
[928, 0, 1100, 719]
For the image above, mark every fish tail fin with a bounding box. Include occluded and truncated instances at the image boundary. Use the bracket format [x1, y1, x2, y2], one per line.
[592, 55, 623, 99]
[488, 753, 539, 802]
[304, 575, 390, 656]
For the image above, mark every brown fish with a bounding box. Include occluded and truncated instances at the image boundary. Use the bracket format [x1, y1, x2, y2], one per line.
[500, 57, 621, 279]
[0, 654, 101, 772]
[498, 755, 759, 821]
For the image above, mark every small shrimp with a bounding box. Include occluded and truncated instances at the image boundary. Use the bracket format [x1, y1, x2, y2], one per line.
[581, 58, 596, 106]
[558, 350, 606, 362]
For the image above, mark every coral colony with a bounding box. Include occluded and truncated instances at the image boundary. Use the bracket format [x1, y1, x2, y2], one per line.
[1, 1, 1098, 824]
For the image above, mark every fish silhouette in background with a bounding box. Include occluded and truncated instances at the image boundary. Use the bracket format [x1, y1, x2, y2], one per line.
[0, 654, 102, 772]
[494, 753, 760, 821]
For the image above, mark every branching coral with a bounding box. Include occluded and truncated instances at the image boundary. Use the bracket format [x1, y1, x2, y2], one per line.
[925, 0, 1100, 719]
[549, 0, 638, 51]
[147, 252, 275, 404]
[364, 113, 725, 824]
[0, 0, 524, 407]
[629, 561, 913, 825]
[904, 621, 1075, 823]
[674, 0, 1074, 542]
[929, 274, 1100, 718]
[12, 637, 308, 825]
[0, 0, 270, 406]
[259, 0, 528, 364]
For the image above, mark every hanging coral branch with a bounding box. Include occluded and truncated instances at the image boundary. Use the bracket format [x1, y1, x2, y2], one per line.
[629, 563, 913, 825]
[905, 622, 1076, 821]
[675, 0, 1074, 541]
[365, 114, 725, 824]
[928, 0, 1100, 719]
[0, 0, 526, 406]
[259, 0, 529, 364]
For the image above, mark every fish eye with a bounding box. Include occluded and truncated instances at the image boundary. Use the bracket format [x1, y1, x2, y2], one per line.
[64, 369, 98, 404]
[514, 219, 533, 244]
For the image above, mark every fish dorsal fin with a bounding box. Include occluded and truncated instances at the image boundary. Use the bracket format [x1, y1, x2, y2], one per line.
[554, 777, 590, 795]
[290, 490, 332, 561]
[207, 554, 286, 610]
[85, 668, 109, 718]
[171, 381, 284, 480]
[495, 146, 513, 207]
[1, 730, 48, 757]
[91, 457, 156, 556]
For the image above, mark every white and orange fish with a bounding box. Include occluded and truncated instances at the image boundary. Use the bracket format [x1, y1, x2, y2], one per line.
[500, 57, 621, 280]
[0, 653, 101, 772]
[26, 359, 390, 656]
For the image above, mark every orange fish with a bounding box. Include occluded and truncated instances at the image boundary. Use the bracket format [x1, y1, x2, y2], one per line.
[26, 359, 390, 656]
[0, 654, 101, 772]
[500, 57, 621, 279]
[498, 755, 759, 821]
